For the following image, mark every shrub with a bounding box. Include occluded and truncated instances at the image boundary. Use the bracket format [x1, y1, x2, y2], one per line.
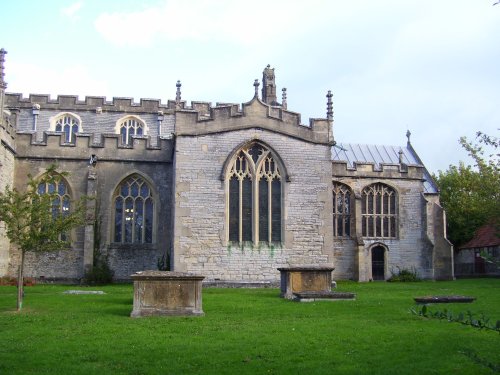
[83, 256, 114, 285]
[388, 266, 421, 282]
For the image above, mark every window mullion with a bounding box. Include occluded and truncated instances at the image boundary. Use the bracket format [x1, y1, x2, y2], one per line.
[238, 177, 243, 244]
[380, 194, 384, 237]
[121, 198, 125, 243]
[253, 175, 259, 244]
[268, 178, 272, 243]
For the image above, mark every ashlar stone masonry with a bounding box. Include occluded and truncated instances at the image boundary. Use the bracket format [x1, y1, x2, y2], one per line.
[0, 50, 454, 283]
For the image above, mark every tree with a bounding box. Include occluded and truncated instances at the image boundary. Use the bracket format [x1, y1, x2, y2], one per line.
[434, 131, 499, 246]
[0, 166, 88, 310]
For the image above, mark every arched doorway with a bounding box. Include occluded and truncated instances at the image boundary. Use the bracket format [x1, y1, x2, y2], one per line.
[371, 246, 386, 280]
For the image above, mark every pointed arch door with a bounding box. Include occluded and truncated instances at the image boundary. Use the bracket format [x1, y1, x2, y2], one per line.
[371, 246, 386, 280]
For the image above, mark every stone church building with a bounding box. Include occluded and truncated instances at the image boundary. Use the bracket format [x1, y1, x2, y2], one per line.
[0, 49, 453, 283]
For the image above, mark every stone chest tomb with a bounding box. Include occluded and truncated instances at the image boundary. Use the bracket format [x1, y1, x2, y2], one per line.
[130, 271, 205, 317]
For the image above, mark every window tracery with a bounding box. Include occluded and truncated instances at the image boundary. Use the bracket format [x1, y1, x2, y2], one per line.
[37, 176, 71, 241]
[361, 183, 397, 238]
[332, 182, 352, 237]
[118, 117, 145, 145]
[113, 175, 154, 244]
[227, 142, 282, 244]
[53, 114, 80, 143]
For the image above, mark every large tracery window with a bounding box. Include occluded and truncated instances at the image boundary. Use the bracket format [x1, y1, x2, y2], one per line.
[227, 142, 282, 244]
[119, 117, 144, 145]
[361, 183, 397, 238]
[113, 175, 154, 244]
[333, 182, 352, 237]
[54, 114, 80, 143]
[37, 177, 71, 241]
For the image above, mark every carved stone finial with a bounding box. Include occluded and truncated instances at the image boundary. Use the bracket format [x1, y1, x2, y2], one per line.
[253, 79, 260, 98]
[326, 90, 333, 121]
[96, 106, 102, 114]
[262, 65, 277, 105]
[406, 129, 411, 144]
[282, 88, 287, 110]
[0, 48, 7, 89]
[175, 80, 182, 105]
[398, 149, 404, 164]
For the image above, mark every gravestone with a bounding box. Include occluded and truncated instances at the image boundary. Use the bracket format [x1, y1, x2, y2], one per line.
[130, 271, 205, 317]
[278, 266, 355, 302]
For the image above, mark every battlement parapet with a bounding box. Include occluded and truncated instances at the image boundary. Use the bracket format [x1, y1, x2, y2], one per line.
[175, 97, 332, 145]
[332, 160, 424, 180]
[1, 108, 17, 139]
[6, 93, 333, 145]
[14, 131, 174, 163]
[5, 93, 175, 114]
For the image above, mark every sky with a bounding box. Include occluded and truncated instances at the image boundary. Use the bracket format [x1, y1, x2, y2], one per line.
[2, 0, 499, 173]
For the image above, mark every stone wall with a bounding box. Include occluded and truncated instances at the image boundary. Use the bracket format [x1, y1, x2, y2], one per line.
[9, 155, 174, 281]
[0, 119, 15, 276]
[1, 89, 454, 282]
[173, 127, 333, 282]
[7, 124, 174, 281]
[330, 162, 436, 280]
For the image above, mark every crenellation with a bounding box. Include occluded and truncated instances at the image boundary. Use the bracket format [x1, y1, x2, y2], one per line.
[332, 160, 424, 179]
[5, 93, 176, 114]
[14, 132, 174, 164]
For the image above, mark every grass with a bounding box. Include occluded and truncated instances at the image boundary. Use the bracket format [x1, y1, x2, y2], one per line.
[0, 279, 499, 375]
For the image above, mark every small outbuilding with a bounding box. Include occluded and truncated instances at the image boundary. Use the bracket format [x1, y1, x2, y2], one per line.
[455, 223, 500, 277]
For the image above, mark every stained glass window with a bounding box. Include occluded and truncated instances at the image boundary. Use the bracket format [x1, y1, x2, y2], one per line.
[114, 175, 154, 243]
[37, 178, 71, 241]
[361, 183, 397, 238]
[227, 143, 282, 244]
[332, 183, 352, 237]
[55, 114, 80, 143]
[119, 117, 145, 145]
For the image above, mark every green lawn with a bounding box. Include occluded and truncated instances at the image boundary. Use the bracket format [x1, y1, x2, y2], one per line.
[0, 279, 499, 375]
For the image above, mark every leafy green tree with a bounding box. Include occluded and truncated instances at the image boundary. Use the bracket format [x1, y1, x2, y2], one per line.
[0, 166, 88, 310]
[435, 132, 499, 246]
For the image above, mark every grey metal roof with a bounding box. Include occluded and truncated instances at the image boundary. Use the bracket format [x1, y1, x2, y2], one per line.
[332, 142, 438, 194]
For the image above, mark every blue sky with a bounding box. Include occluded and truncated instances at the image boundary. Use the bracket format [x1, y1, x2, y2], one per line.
[2, 0, 499, 173]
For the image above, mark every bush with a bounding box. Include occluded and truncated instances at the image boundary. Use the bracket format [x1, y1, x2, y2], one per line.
[83, 256, 114, 285]
[388, 266, 421, 282]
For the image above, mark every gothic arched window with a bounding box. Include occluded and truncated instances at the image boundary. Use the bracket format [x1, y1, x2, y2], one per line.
[37, 176, 71, 241]
[54, 114, 80, 143]
[361, 183, 397, 238]
[333, 182, 352, 237]
[118, 117, 145, 145]
[113, 175, 154, 244]
[227, 142, 282, 244]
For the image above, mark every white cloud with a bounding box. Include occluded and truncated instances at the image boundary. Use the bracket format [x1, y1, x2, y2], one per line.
[8, 62, 110, 99]
[61, 2, 83, 19]
[94, 0, 326, 47]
